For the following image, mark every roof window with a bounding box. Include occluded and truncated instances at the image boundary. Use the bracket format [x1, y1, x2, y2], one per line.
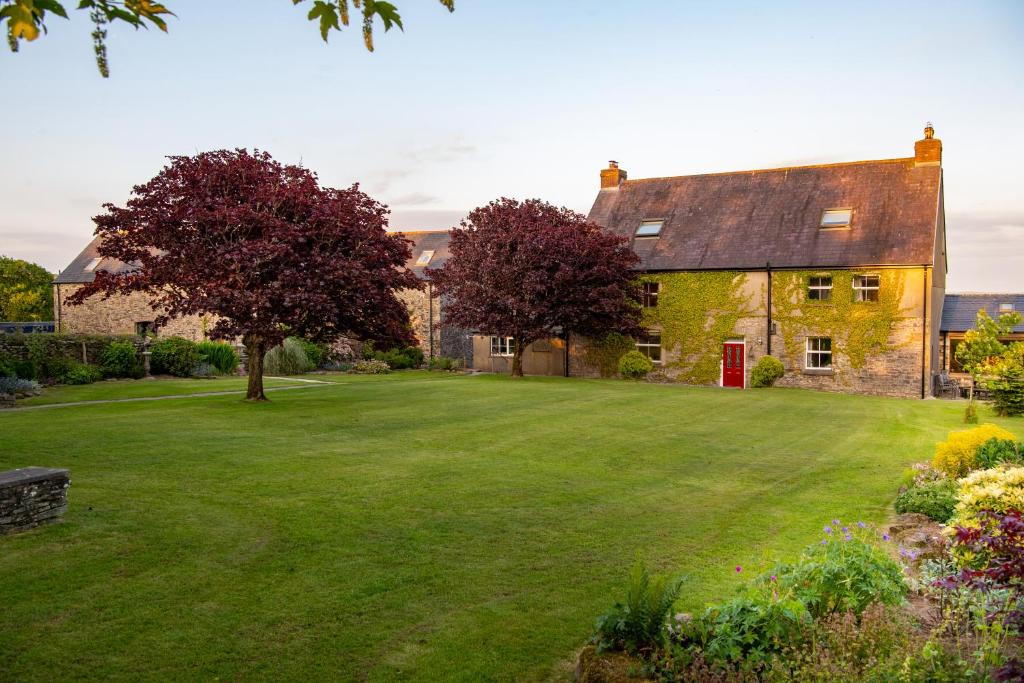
[635, 220, 663, 238]
[999, 302, 1015, 313]
[820, 208, 852, 229]
[415, 250, 435, 267]
[84, 257, 103, 272]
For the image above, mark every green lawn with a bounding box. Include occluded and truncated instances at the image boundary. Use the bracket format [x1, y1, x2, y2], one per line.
[16, 375, 314, 406]
[1, 374, 1020, 681]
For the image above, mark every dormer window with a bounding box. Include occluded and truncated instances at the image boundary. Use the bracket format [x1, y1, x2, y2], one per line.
[1000, 303, 1015, 313]
[820, 208, 852, 229]
[84, 257, 103, 272]
[634, 220, 663, 238]
[415, 250, 435, 267]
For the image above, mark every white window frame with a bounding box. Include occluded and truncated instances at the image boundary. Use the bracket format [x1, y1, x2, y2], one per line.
[489, 336, 515, 357]
[807, 275, 833, 301]
[852, 274, 880, 302]
[635, 332, 662, 365]
[999, 303, 1015, 313]
[805, 337, 833, 370]
[84, 257, 103, 272]
[642, 281, 660, 308]
[415, 250, 435, 267]
[634, 220, 664, 238]
[820, 208, 853, 229]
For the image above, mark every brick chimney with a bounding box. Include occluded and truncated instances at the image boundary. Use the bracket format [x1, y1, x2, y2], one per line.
[600, 160, 627, 189]
[914, 123, 941, 166]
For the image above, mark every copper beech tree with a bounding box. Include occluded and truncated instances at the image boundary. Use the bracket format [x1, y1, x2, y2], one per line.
[69, 149, 419, 400]
[429, 198, 643, 377]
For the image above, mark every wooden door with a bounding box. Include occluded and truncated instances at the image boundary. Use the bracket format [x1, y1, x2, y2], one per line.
[722, 342, 745, 388]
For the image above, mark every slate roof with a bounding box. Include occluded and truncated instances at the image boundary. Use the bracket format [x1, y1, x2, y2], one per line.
[941, 294, 1024, 333]
[54, 230, 453, 284]
[587, 158, 943, 271]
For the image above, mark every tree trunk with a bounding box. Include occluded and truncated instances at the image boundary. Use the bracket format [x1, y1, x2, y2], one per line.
[511, 339, 524, 378]
[244, 335, 267, 401]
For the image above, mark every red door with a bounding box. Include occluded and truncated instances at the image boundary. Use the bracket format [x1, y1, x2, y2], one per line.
[722, 342, 745, 388]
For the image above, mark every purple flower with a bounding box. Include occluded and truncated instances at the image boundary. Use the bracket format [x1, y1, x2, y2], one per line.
[832, 518, 841, 525]
[735, 565, 742, 573]
[770, 575, 777, 582]
[857, 521, 866, 529]
[883, 533, 890, 541]
[824, 526, 833, 534]
[844, 534, 852, 541]
[821, 539, 827, 545]
[841, 526, 849, 533]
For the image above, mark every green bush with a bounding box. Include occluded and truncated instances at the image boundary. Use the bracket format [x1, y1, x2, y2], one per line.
[264, 337, 313, 375]
[11, 358, 35, 380]
[150, 337, 200, 377]
[750, 355, 785, 388]
[295, 339, 327, 369]
[100, 340, 143, 378]
[592, 558, 684, 654]
[191, 361, 216, 379]
[974, 437, 1023, 470]
[428, 356, 462, 371]
[0, 354, 14, 378]
[370, 346, 425, 370]
[196, 340, 239, 375]
[765, 521, 907, 618]
[618, 350, 653, 379]
[60, 362, 103, 385]
[894, 480, 957, 522]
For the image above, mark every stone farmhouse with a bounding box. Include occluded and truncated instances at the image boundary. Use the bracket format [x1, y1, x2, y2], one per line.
[486, 126, 948, 398]
[56, 126, 955, 398]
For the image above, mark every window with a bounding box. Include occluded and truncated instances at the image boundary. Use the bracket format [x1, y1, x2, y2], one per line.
[490, 336, 515, 357]
[634, 220, 663, 238]
[852, 275, 880, 302]
[807, 275, 833, 301]
[84, 257, 103, 272]
[642, 282, 660, 308]
[806, 337, 832, 369]
[636, 332, 662, 364]
[820, 208, 852, 229]
[135, 321, 154, 336]
[1000, 303, 1016, 313]
[949, 339, 964, 373]
[415, 250, 435, 267]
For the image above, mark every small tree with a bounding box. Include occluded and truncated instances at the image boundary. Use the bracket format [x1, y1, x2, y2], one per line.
[69, 149, 419, 400]
[430, 198, 642, 377]
[0, 256, 53, 321]
[956, 309, 1023, 419]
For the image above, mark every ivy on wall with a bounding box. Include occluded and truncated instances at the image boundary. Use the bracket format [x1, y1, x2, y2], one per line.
[771, 270, 912, 375]
[641, 272, 754, 384]
[584, 331, 635, 378]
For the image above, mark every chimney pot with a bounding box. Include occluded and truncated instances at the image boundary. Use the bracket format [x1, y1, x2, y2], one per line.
[914, 123, 941, 166]
[600, 160, 627, 189]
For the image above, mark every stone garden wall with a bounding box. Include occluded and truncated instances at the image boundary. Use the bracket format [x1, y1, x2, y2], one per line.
[0, 467, 70, 534]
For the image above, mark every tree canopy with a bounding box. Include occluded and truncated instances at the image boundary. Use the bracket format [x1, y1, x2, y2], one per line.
[0, 255, 53, 322]
[429, 198, 643, 377]
[68, 148, 420, 400]
[2, 0, 454, 77]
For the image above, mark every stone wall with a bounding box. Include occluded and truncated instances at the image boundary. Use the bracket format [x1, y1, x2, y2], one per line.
[0, 333, 142, 366]
[54, 284, 208, 341]
[0, 467, 70, 534]
[397, 286, 442, 358]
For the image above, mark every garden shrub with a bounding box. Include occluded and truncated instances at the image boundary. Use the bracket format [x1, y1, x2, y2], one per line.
[592, 558, 684, 654]
[150, 337, 200, 377]
[932, 423, 1018, 478]
[369, 346, 424, 370]
[0, 354, 14, 378]
[295, 338, 326, 369]
[750, 355, 784, 388]
[100, 340, 143, 378]
[263, 338, 314, 375]
[975, 437, 1023, 470]
[987, 343, 1024, 417]
[618, 350, 653, 379]
[428, 356, 461, 371]
[191, 362, 216, 378]
[0, 377, 41, 398]
[60, 362, 103, 385]
[196, 340, 239, 375]
[350, 359, 390, 374]
[674, 587, 810, 667]
[764, 520, 907, 618]
[951, 466, 1024, 532]
[894, 479, 957, 522]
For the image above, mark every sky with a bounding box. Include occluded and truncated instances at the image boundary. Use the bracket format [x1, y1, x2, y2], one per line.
[2, 0, 1022, 291]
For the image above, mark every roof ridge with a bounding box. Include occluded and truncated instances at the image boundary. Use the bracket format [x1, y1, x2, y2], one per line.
[391, 229, 451, 235]
[621, 157, 915, 184]
[947, 292, 1024, 297]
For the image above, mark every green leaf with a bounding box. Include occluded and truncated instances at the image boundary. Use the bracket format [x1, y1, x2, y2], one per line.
[371, 1, 402, 32]
[306, 0, 339, 42]
[34, 0, 69, 19]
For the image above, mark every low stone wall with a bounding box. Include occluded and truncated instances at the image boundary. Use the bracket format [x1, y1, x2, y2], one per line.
[0, 333, 142, 366]
[0, 467, 71, 534]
